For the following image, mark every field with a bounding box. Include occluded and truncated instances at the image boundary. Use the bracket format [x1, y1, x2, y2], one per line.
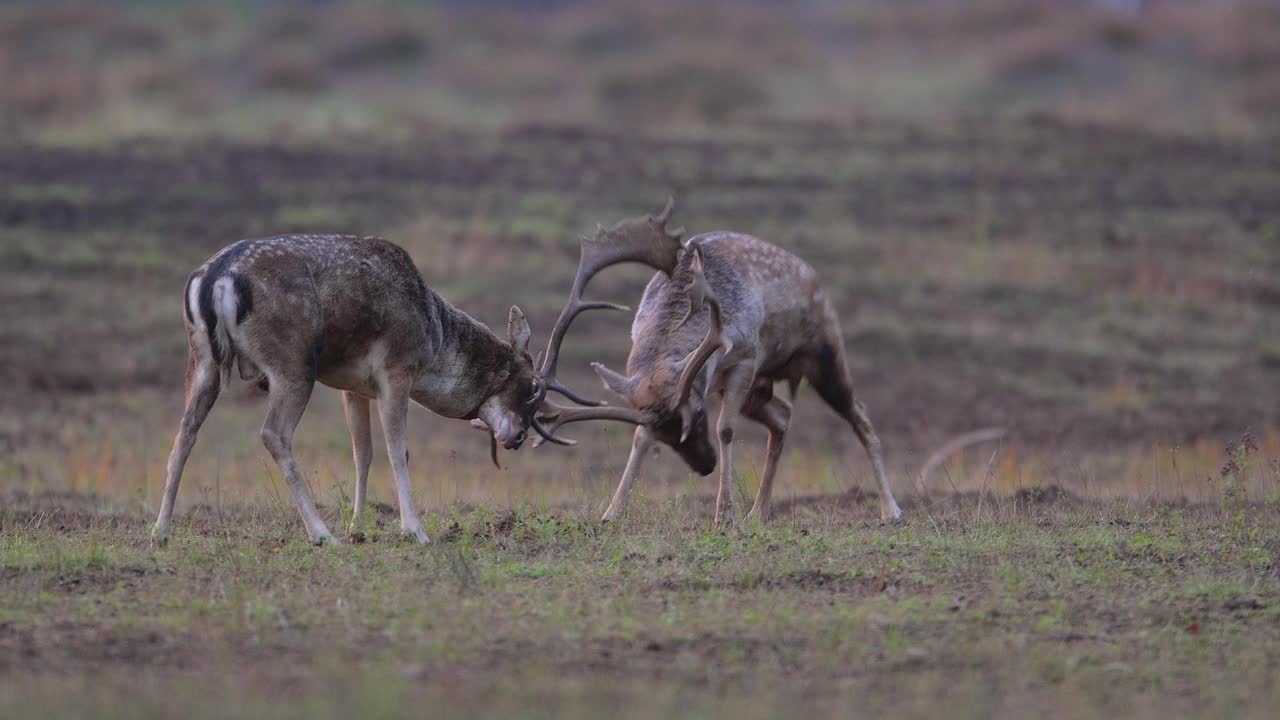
[3, 1, 1280, 718]
[4, 491, 1280, 719]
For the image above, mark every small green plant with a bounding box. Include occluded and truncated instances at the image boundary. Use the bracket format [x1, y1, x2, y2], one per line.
[692, 531, 731, 570]
[332, 482, 353, 529]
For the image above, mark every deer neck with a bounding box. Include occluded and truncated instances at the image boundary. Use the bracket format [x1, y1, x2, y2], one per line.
[411, 300, 513, 419]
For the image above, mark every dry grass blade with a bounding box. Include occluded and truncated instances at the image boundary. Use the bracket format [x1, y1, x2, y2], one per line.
[915, 427, 1008, 494]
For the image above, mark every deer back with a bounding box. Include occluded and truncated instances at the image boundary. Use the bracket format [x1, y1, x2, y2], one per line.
[628, 232, 826, 402]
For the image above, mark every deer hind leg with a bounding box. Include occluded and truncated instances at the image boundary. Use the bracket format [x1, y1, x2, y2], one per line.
[342, 391, 372, 540]
[807, 338, 903, 522]
[377, 376, 428, 544]
[847, 399, 901, 521]
[261, 377, 338, 545]
[742, 386, 792, 524]
[713, 364, 755, 527]
[153, 345, 221, 546]
[601, 425, 656, 523]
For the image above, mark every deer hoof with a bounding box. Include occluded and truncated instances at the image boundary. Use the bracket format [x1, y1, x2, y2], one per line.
[401, 528, 430, 545]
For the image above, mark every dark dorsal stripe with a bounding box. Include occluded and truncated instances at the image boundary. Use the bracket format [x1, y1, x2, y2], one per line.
[232, 273, 253, 324]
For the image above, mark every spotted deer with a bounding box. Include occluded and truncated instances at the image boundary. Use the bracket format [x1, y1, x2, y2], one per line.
[154, 234, 567, 547]
[533, 198, 903, 524]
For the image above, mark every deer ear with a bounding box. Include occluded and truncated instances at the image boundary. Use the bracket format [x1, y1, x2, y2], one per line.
[677, 246, 709, 327]
[591, 362, 635, 399]
[688, 245, 703, 273]
[508, 305, 531, 357]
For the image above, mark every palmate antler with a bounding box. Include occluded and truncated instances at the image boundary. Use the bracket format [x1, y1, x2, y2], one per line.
[531, 243, 727, 448]
[528, 196, 685, 446]
[537, 196, 685, 407]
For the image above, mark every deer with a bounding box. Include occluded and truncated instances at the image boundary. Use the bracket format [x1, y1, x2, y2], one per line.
[153, 233, 570, 547]
[530, 198, 903, 525]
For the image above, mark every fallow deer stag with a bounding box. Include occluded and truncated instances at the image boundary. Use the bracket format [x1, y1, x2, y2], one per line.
[154, 234, 566, 547]
[532, 198, 903, 524]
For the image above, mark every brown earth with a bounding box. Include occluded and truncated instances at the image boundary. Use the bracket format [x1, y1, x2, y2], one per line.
[2, 120, 1277, 468]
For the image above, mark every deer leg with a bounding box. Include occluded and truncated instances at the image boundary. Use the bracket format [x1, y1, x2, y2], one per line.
[601, 425, 655, 523]
[261, 378, 337, 545]
[713, 365, 754, 527]
[807, 337, 903, 522]
[377, 377, 429, 544]
[848, 399, 902, 521]
[342, 391, 372, 540]
[153, 348, 221, 546]
[743, 394, 792, 523]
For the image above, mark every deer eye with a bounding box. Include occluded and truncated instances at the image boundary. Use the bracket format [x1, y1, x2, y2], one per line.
[526, 379, 543, 406]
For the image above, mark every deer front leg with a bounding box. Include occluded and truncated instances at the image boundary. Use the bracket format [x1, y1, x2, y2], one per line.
[743, 395, 792, 524]
[377, 376, 429, 544]
[342, 391, 372, 541]
[713, 365, 754, 527]
[601, 425, 655, 523]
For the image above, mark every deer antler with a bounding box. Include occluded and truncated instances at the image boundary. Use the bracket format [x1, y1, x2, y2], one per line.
[538, 196, 685, 407]
[529, 399, 648, 447]
[672, 246, 727, 442]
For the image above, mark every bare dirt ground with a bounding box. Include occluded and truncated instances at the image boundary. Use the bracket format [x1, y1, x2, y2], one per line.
[3, 119, 1277, 465]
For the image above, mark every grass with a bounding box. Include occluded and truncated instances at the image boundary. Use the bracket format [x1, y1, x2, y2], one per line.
[2, 493, 1279, 719]
[3, 3, 1279, 715]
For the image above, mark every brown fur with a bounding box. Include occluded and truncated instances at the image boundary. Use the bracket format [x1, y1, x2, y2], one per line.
[547, 215, 903, 525]
[536, 198, 902, 523]
[154, 234, 543, 546]
[625, 231, 900, 522]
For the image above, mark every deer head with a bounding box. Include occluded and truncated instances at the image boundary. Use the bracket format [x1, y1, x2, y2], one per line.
[533, 222, 726, 475]
[469, 305, 572, 467]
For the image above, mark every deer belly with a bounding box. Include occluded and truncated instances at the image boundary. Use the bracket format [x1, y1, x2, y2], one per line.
[315, 342, 389, 398]
[316, 363, 379, 398]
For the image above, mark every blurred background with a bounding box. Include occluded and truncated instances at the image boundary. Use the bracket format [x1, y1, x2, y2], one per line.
[4, 0, 1280, 140]
[3, 0, 1278, 511]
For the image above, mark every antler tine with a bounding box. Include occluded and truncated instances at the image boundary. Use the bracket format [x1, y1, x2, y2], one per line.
[529, 398, 648, 448]
[538, 246, 632, 406]
[673, 247, 727, 438]
[674, 299, 725, 410]
[538, 198, 685, 406]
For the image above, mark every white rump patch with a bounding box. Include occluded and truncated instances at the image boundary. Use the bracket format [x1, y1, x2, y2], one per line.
[212, 276, 240, 327]
[187, 276, 204, 329]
